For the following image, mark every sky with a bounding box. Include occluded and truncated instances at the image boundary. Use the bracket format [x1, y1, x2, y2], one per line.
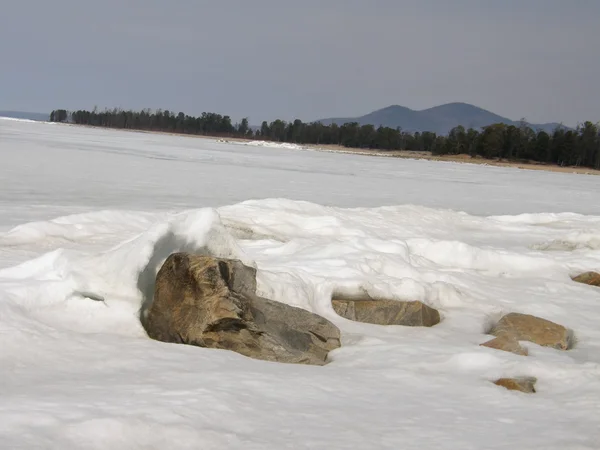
[1, 0, 599, 126]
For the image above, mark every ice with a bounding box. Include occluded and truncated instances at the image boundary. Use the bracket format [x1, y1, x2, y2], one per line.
[241, 140, 306, 151]
[1, 119, 600, 449]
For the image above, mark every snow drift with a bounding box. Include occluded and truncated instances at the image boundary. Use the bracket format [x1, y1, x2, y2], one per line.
[0, 209, 253, 338]
[2, 199, 599, 340]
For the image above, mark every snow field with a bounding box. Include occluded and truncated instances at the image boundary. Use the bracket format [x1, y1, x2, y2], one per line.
[1, 118, 600, 449]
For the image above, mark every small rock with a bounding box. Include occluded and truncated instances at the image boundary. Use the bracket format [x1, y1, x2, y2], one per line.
[572, 271, 600, 287]
[331, 297, 440, 327]
[480, 335, 528, 356]
[143, 253, 341, 365]
[490, 313, 572, 350]
[494, 377, 537, 394]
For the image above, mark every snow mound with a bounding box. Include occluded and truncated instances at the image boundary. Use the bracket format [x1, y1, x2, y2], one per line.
[0, 209, 251, 334]
[214, 199, 600, 326]
[3, 199, 599, 333]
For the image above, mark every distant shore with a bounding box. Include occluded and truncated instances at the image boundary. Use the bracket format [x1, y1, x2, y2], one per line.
[292, 144, 600, 176]
[66, 123, 600, 176]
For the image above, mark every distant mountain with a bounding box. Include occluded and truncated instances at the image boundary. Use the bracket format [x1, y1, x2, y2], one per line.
[0, 111, 49, 122]
[317, 103, 566, 135]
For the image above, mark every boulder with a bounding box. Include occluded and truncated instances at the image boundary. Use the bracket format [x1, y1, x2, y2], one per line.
[480, 335, 528, 356]
[331, 297, 440, 327]
[493, 377, 537, 394]
[490, 313, 572, 350]
[142, 253, 341, 365]
[572, 271, 600, 287]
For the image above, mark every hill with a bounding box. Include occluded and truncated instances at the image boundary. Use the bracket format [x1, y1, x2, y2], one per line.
[0, 111, 49, 122]
[317, 103, 565, 135]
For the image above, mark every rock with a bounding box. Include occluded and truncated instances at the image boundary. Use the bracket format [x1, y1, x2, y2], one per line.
[493, 377, 537, 394]
[331, 297, 440, 327]
[490, 313, 572, 350]
[480, 335, 528, 356]
[142, 253, 341, 365]
[572, 271, 600, 287]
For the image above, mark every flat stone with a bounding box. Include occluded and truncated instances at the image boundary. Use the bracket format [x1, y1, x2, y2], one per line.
[572, 271, 600, 287]
[490, 312, 572, 350]
[480, 335, 528, 356]
[142, 253, 341, 365]
[331, 297, 440, 327]
[494, 377, 537, 394]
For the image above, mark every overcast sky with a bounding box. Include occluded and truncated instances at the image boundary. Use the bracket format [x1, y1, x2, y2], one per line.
[1, 0, 599, 126]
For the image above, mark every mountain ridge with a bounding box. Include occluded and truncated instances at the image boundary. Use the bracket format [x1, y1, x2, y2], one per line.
[317, 102, 566, 135]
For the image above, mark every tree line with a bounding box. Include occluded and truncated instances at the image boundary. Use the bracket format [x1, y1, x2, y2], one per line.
[49, 108, 600, 169]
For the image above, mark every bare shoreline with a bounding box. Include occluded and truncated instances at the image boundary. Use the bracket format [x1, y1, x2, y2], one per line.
[65, 123, 600, 176]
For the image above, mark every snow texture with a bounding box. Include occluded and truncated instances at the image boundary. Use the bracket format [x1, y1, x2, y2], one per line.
[1, 118, 600, 449]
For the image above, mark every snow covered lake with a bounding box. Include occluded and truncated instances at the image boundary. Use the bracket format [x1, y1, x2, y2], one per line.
[1, 117, 600, 449]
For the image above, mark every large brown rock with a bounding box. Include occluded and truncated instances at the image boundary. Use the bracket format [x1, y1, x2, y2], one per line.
[490, 313, 573, 350]
[572, 271, 600, 287]
[142, 253, 341, 365]
[480, 335, 528, 356]
[331, 296, 440, 327]
[494, 377, 537, 394]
